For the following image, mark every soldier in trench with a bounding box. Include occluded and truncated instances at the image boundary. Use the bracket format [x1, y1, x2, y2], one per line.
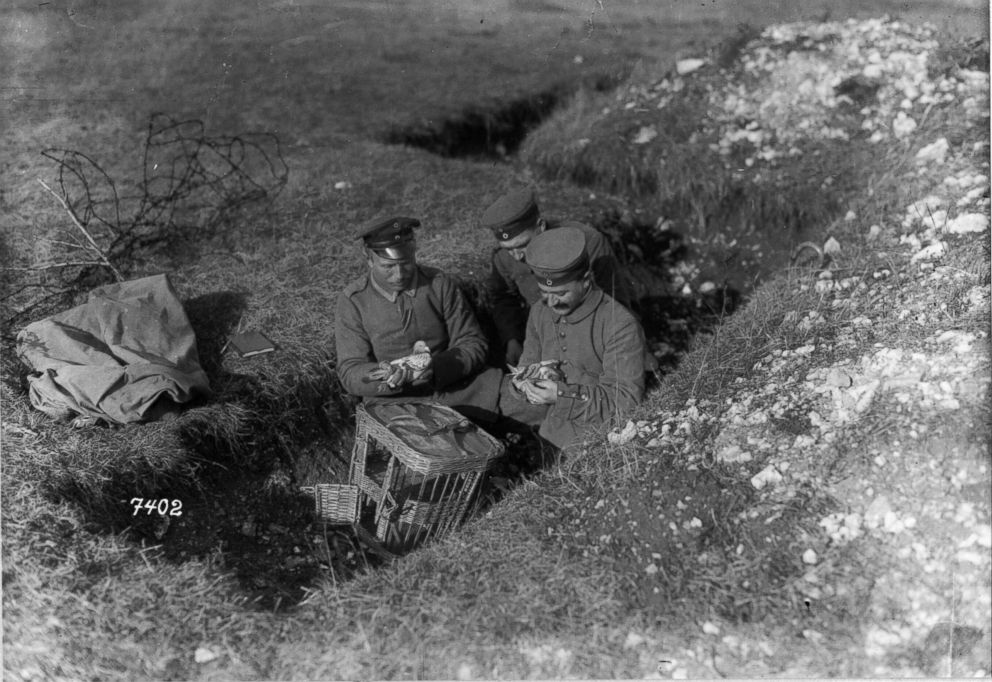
[512, 226, 648, 450]
[479, 188, 638, 367]
[334, 215, 547, 432]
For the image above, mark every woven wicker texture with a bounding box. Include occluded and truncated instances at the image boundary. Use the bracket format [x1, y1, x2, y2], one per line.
[306, 483, 360, 524]
[362, 401, 504, 475]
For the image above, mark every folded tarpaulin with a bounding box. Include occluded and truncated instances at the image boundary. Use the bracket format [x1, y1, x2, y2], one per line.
[16, 273, 211, 424]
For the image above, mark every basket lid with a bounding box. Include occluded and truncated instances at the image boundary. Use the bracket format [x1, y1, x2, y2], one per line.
[363, 401, 503, 473]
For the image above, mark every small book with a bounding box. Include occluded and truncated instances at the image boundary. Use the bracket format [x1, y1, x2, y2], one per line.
[227, 331, 277, 358]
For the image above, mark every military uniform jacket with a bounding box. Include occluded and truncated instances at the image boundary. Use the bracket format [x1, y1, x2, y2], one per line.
[519, 288, 646, 449]
[486, 220, 635, 347]
[335, 266, 501, 417]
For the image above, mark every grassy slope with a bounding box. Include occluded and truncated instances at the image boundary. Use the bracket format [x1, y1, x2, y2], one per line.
[2, 1, 990, 680]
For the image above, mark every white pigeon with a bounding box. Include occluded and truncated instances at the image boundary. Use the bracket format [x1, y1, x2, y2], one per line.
[508, 359, 564, 391]
[375, 340, 432, 390]
[389, 340, 432, 372]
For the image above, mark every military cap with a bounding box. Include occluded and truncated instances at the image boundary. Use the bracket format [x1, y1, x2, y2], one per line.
[358, 216, 420, 259]
[480, 189, 541, 241]
[525, 226, 590, 286]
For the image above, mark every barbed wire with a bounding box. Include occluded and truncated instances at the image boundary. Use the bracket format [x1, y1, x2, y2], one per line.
[3, 113, 288, 332]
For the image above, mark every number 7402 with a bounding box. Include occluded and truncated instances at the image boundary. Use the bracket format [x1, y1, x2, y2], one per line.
[129, 498, 183, 517]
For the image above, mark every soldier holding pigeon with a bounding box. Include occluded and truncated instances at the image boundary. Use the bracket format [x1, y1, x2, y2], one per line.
[511, 226, 648, 449]
[334, 216, 545, 429]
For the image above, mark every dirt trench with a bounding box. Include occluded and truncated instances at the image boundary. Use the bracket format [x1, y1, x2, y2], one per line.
[98, 85, 762, 611]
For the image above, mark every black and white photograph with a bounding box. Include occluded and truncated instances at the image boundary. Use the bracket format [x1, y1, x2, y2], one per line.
[1, 0, 990, 678]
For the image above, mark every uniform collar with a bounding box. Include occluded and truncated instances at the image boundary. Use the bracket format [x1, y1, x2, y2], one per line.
[555, 287, 602, 324]
[369, 268, 419, 302]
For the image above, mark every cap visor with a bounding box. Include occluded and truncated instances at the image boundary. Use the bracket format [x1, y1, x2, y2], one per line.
[374, 244, 416, 260]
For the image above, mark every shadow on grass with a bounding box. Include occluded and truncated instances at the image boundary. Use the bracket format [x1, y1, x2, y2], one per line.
[184, 290, 249, 375]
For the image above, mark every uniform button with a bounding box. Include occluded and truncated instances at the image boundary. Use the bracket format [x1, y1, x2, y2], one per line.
[559, 332, 566, 337]
[561, 346, 567, 351]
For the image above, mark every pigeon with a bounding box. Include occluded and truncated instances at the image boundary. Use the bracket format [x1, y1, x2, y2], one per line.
[508, 359, 564, 392]
[365, 340, 433, 392]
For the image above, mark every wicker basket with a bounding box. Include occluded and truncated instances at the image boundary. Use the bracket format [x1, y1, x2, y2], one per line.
[304, 483, 360, 525]
[344, 400, 504, 552]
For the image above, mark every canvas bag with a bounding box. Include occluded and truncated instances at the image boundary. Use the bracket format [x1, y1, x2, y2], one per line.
[16, 273, 211, 424]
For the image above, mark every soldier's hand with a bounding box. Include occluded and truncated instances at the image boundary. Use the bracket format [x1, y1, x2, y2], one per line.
[384, 365, 414, 389]
[505, 339, 523, 366]
[364, 363, 391, 383]
[522, 378, 558, 405]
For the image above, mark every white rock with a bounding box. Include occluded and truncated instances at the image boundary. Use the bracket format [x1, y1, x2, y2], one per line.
[945, 213, 989, 234]
[699, 281, 716, 294]
[632, 125, 658, 145]
[910, 241, 946, 263]
[892, 112, 917, 138]
[846, 379, 879, 416]
[863, 64, 883, 79]
[956, 549, 985, 565]
[608, 420, 638, 445]
[826, 368, 854, 388]
[882, 511, 906, 533]
[645, 563, 659, 575]
[194, 647, 218, 664]
[624, 631, 647, 649]
[867, 224, 882, 240]
[333, 181, 352, 190]
[751, 465, 783, 490]
[957, 186, 988, 207]
[864, 496, 892, 529]
[820, 512, 862, 544]
[457, 663, 474, 681]
[864, 627, 902, 657]
[676, 58, 706, 75]
[715, 444, 752, 463]
[824, 236, 842, 255]
[802, 548, 818, 565]
[915, 137, 949, 164]
[936, 330, 975, 353]
[702, 621, 720, 635]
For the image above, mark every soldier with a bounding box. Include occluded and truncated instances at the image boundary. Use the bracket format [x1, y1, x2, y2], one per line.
[480, 189, 636, 366]
[334, 216, 546, 430]
[513, 226, 647, 450]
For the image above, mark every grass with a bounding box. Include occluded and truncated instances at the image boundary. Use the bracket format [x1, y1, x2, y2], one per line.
[2, 1, 990, 680]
